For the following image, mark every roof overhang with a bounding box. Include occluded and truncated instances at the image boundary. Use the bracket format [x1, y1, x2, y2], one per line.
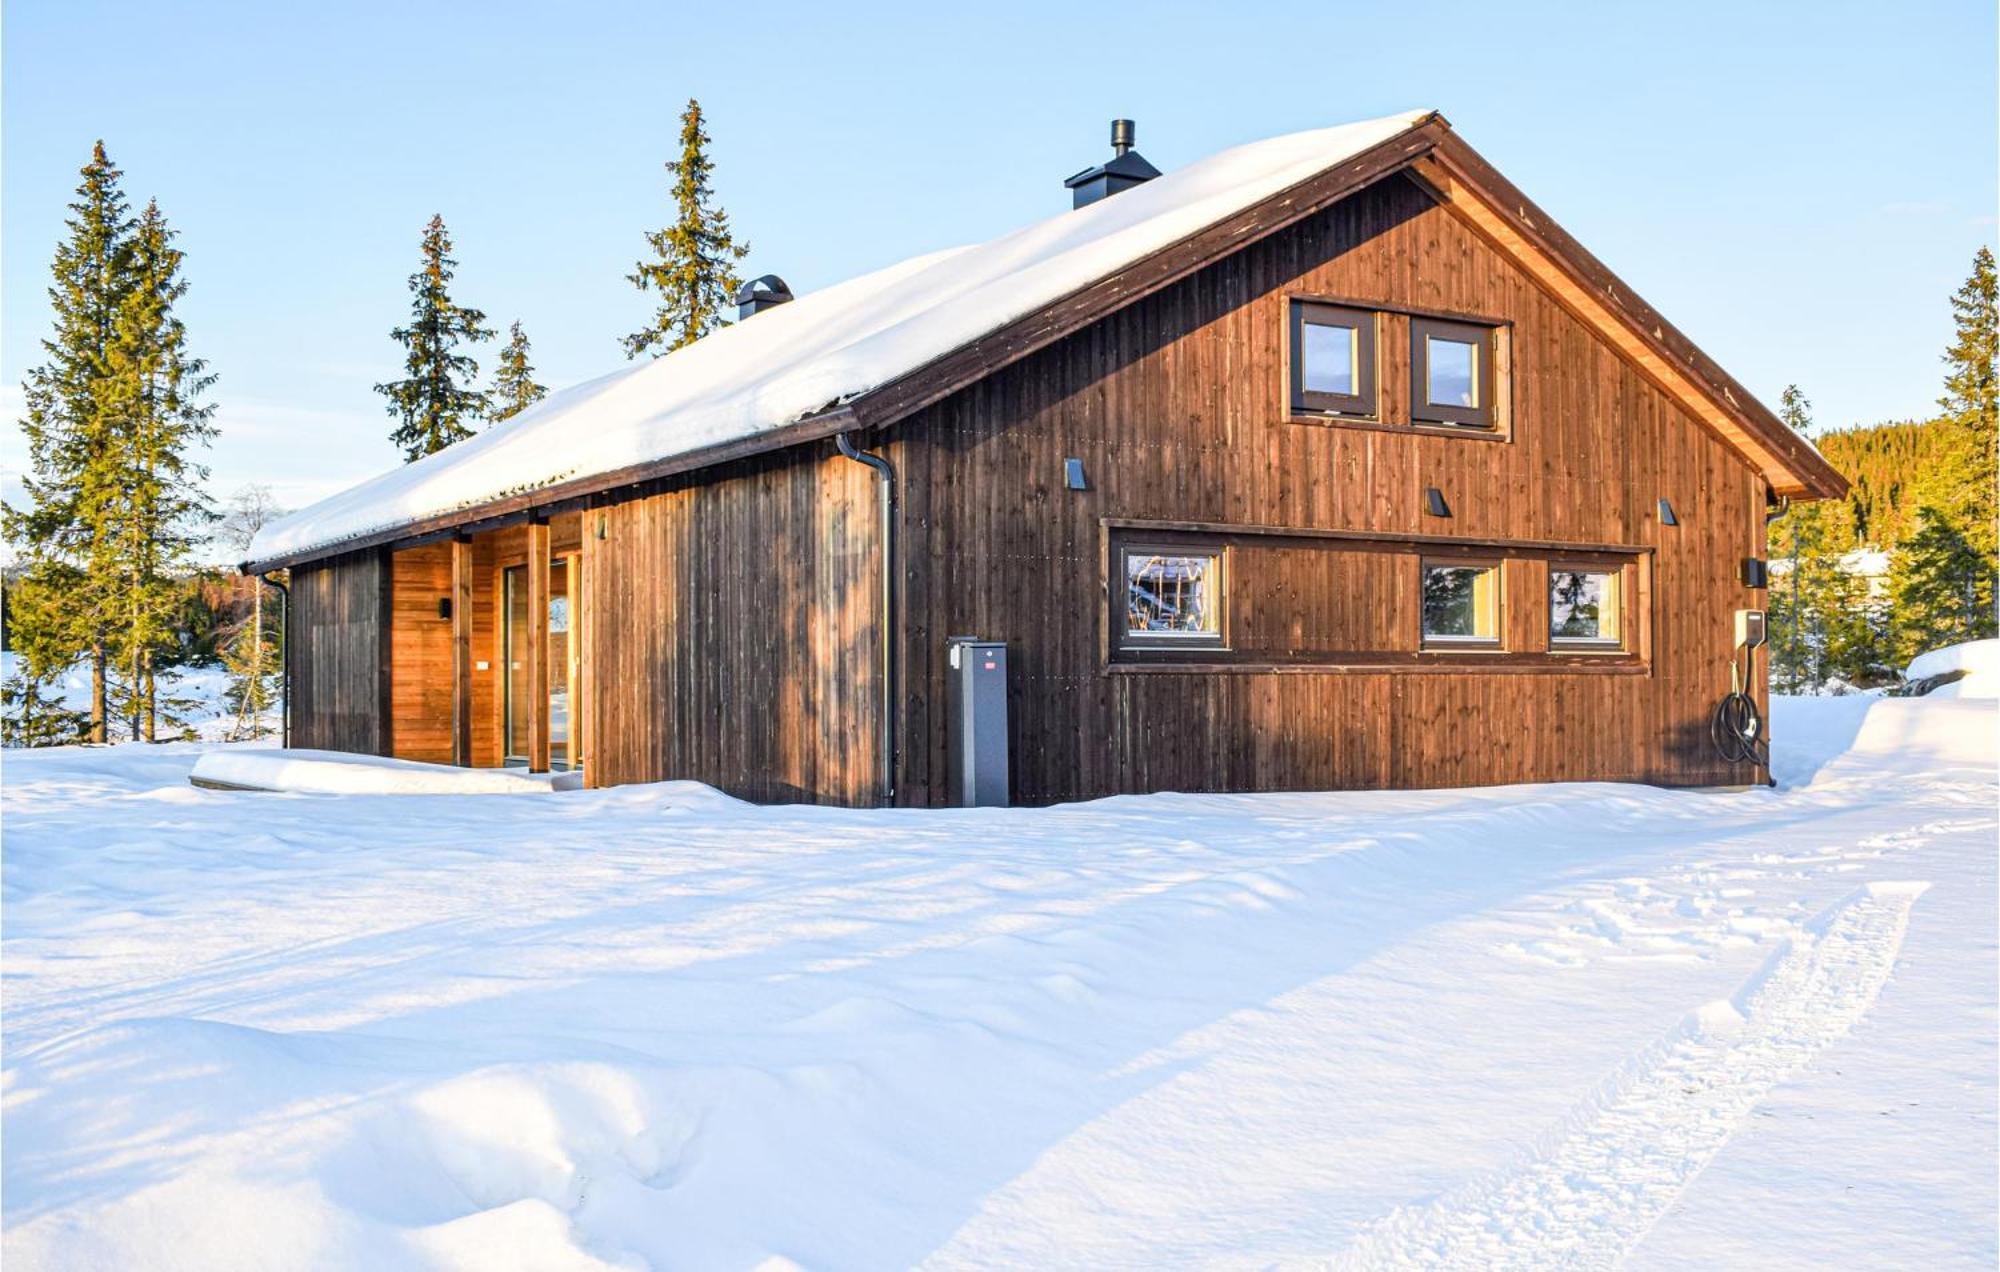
[1402, 135, 1846, 502]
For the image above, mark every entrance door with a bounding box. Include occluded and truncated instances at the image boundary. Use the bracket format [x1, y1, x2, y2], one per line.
[503, 559, 578, 771]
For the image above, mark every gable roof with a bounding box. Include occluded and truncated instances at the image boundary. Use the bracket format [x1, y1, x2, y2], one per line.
[244, 111, 1843, 572]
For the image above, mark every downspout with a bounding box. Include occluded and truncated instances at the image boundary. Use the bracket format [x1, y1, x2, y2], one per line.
[835, 431, 896, 807]
[258, 571, 291, 749]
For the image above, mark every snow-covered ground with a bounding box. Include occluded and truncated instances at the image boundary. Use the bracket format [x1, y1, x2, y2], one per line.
[2, 697, 1993, 1269]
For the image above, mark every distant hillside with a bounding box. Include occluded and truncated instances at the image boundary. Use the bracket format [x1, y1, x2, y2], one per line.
[1812, 418, 1948, 549]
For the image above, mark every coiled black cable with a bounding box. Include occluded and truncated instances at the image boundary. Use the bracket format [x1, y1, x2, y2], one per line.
[1711, 688, 1766, 767]
[1712, 645, 1768, 769]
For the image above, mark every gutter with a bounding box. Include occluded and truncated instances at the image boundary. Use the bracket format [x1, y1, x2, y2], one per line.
[256, 572, 291, 748]
[835, 431, 897, 807]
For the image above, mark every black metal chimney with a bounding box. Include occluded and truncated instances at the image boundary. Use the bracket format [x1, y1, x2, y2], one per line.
[736, 274, 794, 320]
[1063, 119, 1161, 209]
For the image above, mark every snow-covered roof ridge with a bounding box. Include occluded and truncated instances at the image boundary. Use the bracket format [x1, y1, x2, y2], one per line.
[246, 110, 1437, 566]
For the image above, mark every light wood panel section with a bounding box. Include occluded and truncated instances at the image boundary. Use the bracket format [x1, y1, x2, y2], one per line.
[386, 543, 453, 764]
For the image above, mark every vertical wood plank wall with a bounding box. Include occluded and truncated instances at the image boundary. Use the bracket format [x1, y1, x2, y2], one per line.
[288, 549, 386, 755]
[887, 172, 1769, 805]
[578, 449, 884, 804]
[387, 543, 454, 764]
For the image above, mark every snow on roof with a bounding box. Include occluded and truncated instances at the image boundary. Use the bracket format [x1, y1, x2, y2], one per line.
[247, 110, 1435, 565]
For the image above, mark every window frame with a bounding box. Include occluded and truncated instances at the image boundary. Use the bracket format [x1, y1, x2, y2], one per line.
[1410, 316, 1497, 429]
[1289, 301, 1378, 419]
[1420, 557, 1504, 651]
[1113, 539, 1229, 654]
[1547, 562, 1628, 652]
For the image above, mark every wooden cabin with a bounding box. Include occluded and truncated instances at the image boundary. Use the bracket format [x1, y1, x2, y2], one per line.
[242, 111, 1846, 806]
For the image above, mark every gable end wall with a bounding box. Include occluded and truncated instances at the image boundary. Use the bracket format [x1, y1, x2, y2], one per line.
[887, 172, 1771, 804]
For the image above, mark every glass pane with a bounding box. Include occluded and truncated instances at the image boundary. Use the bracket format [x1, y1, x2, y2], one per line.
[1427, 336, 1479, 407]
[1302, 321, 1357, 396]
[1423, 565, 1496, 639]
[549, 562, 570, 770]
[1551, 569, 1619, 642]
[503, 566, 529, 759]
[1126, 552, 1219, 637]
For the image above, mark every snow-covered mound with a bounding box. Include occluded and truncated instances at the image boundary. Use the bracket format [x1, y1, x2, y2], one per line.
[190, 748, 565, 794]
[1905, 638, 1999, 699]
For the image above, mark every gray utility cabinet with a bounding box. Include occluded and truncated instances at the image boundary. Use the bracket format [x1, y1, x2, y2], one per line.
[947, 637, 1010, 807]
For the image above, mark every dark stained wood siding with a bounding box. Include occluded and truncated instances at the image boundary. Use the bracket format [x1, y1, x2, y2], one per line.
[577, 447, 884, 805]
[885, 172, 1769, 805]
[289, 549, 387, 755]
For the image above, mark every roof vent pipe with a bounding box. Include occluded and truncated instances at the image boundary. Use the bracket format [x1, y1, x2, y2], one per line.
[736, 274, 794, 320]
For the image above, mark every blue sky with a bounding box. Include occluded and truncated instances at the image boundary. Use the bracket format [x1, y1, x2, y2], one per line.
[4, 1, 1994, 518]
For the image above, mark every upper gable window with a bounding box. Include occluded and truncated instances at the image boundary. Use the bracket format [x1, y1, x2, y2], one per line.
[1412, 317, 1495, 429]
[1290, 301, 1376, 418]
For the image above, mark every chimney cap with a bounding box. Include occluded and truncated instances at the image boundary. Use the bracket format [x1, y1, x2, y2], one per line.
[736, 273, 794, 320]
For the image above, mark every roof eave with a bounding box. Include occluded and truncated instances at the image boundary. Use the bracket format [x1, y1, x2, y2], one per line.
[240, 404, 864, 575]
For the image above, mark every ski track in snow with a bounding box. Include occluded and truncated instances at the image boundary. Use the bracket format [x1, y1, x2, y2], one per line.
[1335, 881, 1930, 1271]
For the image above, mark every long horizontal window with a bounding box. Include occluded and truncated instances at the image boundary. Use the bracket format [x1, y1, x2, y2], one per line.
[1108, 526, 1642, 669]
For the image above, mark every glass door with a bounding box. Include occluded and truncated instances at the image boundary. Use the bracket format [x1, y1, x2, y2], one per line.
[548, 560, 571, 771]
[503, 565, 529, 765]
[502, 560, 576, 771]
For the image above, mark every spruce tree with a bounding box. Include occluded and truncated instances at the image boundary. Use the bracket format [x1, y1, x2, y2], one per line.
[623, 99, 750, 358]
[376, 215, 494, 460]
[3, 142, 137, 743]
[1889, 248, 1998, 662]
[220, 594, 281, 739]
[1770, 385, 1815, 690]
[100, 199, 218, 740]
[488, 320, 548, 424]
[216, 486, 286, 740]
[1923, 247, 1998, 561]
[1891, 509, 1987, 660]
[0, 570, 90, 747]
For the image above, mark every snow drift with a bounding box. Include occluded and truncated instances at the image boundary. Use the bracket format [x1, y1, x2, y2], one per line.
[189, 749, 566, 795]
[1906, 638, 1999, 699]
